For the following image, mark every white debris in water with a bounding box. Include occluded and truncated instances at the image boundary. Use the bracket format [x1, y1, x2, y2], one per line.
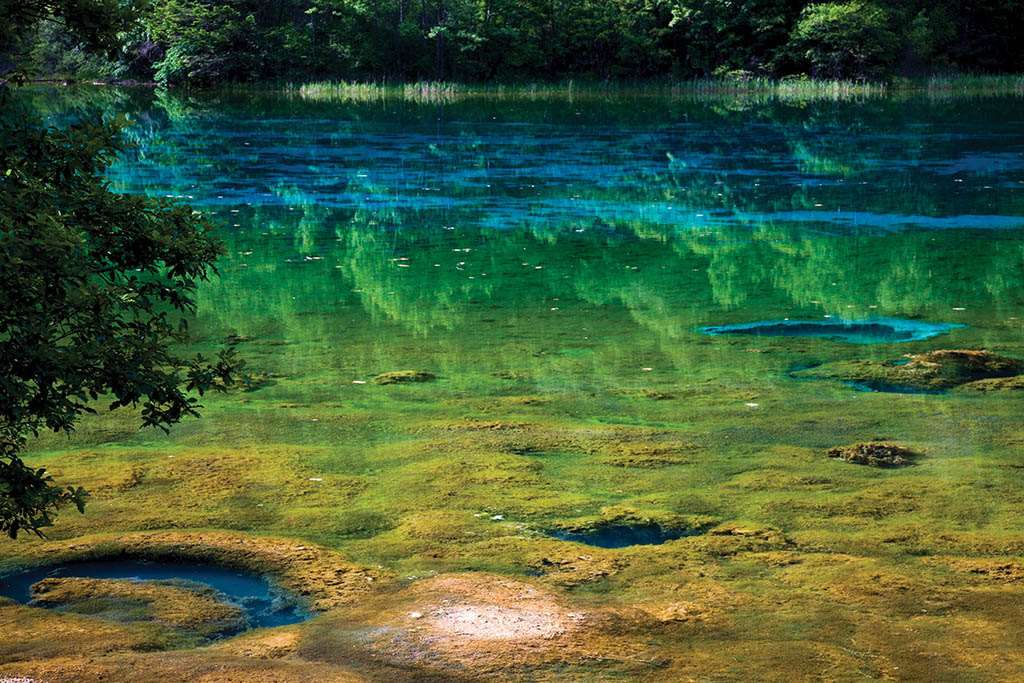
[309, 478, 323, 482]
[745, 403, 760, 408]
[353, 380, 367, 384]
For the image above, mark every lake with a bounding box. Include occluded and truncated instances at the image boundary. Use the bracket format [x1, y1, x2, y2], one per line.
[9, 85, 1024, 680]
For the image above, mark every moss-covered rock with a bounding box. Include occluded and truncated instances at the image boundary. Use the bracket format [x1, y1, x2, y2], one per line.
[826, 442, 917, 467]
[794, 349, 1024, 391]
[372, 370, 437, 385]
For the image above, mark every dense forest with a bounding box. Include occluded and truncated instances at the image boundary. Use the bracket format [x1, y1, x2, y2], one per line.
[5, 0, 1024, 85]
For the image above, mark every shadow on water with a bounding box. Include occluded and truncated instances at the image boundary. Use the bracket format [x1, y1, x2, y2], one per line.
[545, 523, 702, 548]
[0, 558, 310, 632]
[698, 318, 963, 344]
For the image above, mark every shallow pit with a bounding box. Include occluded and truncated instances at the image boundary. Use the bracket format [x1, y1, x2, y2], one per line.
[0, 558, 309, 633]
[544, 523, 701, 548]
[698, 318, 962, 344]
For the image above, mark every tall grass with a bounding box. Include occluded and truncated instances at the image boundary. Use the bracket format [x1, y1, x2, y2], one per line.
[280, 74, 1024, 104]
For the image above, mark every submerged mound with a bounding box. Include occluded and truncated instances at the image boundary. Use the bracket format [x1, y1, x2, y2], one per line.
[372, 370, 437, 384]
[826, 443, 918, 467]
[793, 349, 1024, 392]
[402, 574, 588, 645]
[29, 577, 248, 639]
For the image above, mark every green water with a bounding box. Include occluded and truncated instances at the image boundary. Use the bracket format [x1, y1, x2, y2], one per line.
[18, 86, 1024, 567]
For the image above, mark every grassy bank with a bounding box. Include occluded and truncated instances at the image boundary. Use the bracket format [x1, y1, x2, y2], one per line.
[281, 74, 1024, 104]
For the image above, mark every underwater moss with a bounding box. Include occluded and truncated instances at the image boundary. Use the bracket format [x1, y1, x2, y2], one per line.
[794, 349, 1024, 392]
[29, 577, 248, 640]
[372, 370, 438, 385]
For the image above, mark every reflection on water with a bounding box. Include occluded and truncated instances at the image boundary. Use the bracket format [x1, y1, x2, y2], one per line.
[16, 85, 1022, 384]
[13, 87, 1024, 439]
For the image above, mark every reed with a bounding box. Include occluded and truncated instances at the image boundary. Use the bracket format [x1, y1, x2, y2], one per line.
[274, 73, 1024, 104]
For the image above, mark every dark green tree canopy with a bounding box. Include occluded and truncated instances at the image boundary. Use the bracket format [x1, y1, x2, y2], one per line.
[6, 0, 1023, 84]
[1, 0, 239, 538]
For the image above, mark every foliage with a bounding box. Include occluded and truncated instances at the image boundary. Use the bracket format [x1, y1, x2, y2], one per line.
[670, 0, 802, 76]
[0, 1, 239, 538]
[6, 0, 1024, 83]
[149, 0, 265, 85]
[788, 2, 898, 80]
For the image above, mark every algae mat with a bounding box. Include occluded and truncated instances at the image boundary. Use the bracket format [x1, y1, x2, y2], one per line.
[4, 86, 1024, 681]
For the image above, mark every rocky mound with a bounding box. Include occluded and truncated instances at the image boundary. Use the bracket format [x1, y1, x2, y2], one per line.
[794, 349, 1023, 392]
[826, 442, 917, 467]
[372, 370, 437, 384]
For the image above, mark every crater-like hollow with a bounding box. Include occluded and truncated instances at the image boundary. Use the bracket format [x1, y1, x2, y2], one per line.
[0, 558, 310, 633]
[544, 523, 703, 548]
[698, 318, 963, 344]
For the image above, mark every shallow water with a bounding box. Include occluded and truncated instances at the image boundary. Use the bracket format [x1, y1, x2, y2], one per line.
[0, 559, 308, 630]
[13, 86, 1024, 577]
[10, 85, 1024, 680]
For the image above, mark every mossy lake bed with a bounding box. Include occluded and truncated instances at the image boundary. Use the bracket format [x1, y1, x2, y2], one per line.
[4, 85, 1024, 680]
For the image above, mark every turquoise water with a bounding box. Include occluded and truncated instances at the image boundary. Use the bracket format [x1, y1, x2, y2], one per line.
[27, 90, 1011, 363]
[697, 318, 964, 344]
[0, 559, 308, 630]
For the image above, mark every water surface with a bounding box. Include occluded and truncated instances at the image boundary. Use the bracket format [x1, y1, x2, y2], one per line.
[15, 85, 1024, 565]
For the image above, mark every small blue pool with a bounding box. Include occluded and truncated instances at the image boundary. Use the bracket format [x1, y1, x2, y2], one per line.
[0, 558, 309, 631]
[845, 380, 948, 395]
[698, 318, 963, 344]
[545, 523, 702, 548]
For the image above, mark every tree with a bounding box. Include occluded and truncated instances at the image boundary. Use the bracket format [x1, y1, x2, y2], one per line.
[788, 1, 898, 80]
[670, 0, 805, 77]
[1, 0, 241, 538]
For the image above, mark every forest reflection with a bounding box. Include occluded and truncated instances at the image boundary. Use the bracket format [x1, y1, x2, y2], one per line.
[20, 85, 1024, 350]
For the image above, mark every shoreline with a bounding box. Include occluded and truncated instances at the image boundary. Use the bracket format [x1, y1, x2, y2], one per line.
[9, 73, 1024, 103]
